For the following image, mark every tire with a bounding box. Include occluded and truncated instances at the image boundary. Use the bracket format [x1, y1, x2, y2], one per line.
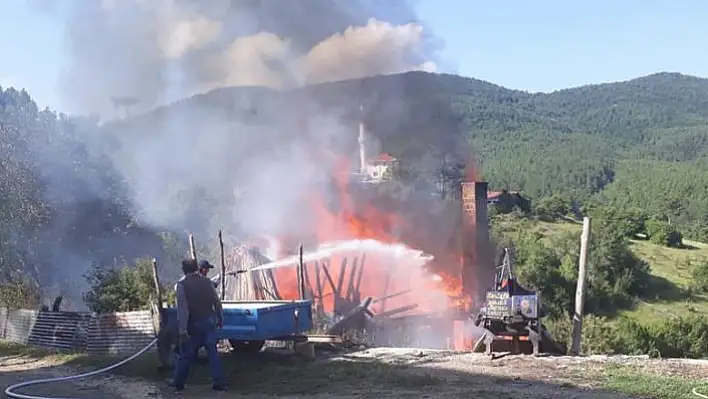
[229, 339, 266, 354]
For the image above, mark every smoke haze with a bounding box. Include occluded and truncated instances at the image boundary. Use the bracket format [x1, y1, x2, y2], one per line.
[36, 0, 446, 237]
[48, 0, 440, 117]
[19, 0, 466, 314]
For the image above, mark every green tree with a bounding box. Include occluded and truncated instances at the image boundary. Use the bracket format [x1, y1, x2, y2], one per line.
[590, 205, 647, 238]
[584, 222, 651, 311]
[83, 258, 165, 313]
[532, 195, 571, 221]
[498, 219, 649, 318]
[0, 271, 40, 309]
[509, 232, 574, 318]
[645, 219, 683, 248]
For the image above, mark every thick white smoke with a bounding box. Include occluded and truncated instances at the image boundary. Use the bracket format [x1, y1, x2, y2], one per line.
[21, 0, 450, 308]
[49, 0, 438, 118]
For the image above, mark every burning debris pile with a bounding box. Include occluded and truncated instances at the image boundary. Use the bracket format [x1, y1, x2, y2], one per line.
[214, 155, 493, 350]
[222, 245, 281, 301]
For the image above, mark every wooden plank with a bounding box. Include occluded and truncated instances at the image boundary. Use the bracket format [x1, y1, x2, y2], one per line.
[306, 335, 344, 344]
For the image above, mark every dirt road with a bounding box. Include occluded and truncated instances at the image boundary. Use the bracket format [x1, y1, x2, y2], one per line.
[3, 347, 707, 398]
[0, 354, 156, 398]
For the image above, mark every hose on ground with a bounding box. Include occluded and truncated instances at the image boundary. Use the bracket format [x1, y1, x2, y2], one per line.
[4, 337, 706, 399]
[4, 338, 158, 399]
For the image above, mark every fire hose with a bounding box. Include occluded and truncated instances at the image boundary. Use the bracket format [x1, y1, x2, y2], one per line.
[4, 338, 158, 399]
[695, 387, 708, 398]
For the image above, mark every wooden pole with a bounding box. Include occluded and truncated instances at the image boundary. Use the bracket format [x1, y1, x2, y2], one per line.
[314, 262, 324, 312]
[218, 230, 226, 300]
[297, 243, 306, 300]
[570, 217, 591, 356]
[188, 234, 197, 261]
[151, 258, 163, 308]
[346, 258, 359, 301]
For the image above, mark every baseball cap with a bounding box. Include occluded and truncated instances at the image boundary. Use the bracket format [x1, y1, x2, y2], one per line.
[198, 260, 215, 269]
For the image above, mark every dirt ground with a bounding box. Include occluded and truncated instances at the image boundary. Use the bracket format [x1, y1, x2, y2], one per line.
[1, 347, 708, 398]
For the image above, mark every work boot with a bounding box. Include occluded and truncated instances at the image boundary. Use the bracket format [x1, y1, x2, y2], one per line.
[166, 378, 184, 392]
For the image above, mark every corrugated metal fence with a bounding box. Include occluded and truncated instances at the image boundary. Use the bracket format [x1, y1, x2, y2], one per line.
[0, 307, 156, 355]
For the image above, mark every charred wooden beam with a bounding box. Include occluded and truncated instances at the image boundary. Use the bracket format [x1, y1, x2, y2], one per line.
[218, 230, 226, 300]
[346, 257, 359, 302]
[326, 296, 373, 335]
[314, 262, 324, 312]
[372, 289, 411, 304]
[321, 263, 337, 293]
[302, 261, 316, 300]
[376, 304, 419, 319]
[297, 244, 306, 300]
[150, 258, 163, 309]
[354, 254, 366, 300]
[335, 258, 348, 297]
[188, 234, 197, 261]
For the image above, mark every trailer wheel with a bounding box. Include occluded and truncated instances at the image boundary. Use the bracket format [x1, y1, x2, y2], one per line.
[229, 340, 265, 354]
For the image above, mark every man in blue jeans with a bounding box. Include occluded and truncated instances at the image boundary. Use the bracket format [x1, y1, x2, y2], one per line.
[170, 258, 225, 392]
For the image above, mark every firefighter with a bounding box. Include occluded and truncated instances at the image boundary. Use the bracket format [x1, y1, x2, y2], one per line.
[169, 258, 225, 392]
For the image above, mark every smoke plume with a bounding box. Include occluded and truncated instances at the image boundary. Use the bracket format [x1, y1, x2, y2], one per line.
[26, 0, 461, 318]
[39, 0, 445, 235]
[52, 0, 439, 118]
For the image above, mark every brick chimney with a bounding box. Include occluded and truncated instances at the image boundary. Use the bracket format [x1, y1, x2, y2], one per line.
[460, 181, 490, 308]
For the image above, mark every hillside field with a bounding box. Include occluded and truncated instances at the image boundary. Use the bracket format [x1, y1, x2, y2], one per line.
[492, 217, 708, 323]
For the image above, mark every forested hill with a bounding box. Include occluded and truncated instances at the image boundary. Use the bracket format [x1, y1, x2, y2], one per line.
[3, 70, 708, 300]
[106, 71, 708, 225]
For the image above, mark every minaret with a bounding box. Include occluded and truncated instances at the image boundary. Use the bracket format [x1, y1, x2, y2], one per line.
[358, 104, 367, 174]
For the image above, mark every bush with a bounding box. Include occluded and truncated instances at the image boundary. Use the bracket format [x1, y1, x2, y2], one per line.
[690, 259, 708, 293]
[546, 314, 622, 355]
[511, 232, 574, 319]
[546, 315, 708, 359]
[532, 195, 570, 221]
[507, 222, 650, 318]
[83, 258, 169, 313]
[591, 206, 647, 238]
[586, 222, 651, 306]
[645, 219, 683, 247]
[0, 272, 40, 309]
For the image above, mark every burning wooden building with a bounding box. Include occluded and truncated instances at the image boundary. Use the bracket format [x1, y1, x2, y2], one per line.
[211, 106, 494, 350]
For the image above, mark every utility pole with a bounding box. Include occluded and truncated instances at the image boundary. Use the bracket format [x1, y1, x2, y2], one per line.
[570, 217, 591, 356]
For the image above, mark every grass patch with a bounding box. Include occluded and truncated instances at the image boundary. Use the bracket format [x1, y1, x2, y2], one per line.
[0, 341, 82, 361]
[601, 364, 708, 399]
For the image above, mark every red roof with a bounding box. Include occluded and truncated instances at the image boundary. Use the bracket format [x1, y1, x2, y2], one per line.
[374, 153, 396, 162]
[488, 190, 519, 200]
[488, 191, 503, 199]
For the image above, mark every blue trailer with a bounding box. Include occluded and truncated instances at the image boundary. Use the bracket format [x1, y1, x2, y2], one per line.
[218, 300, 313, 351]
[157, 299, 313, 363]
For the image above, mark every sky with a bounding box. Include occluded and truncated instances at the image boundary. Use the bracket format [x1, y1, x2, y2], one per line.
[1, 0, 708, 112]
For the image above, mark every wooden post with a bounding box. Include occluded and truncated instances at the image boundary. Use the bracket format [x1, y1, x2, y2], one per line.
[218, 230, 226, 300]
[151, 258, 163, 308]
[297, 243, 306, 300]
[188, 234, 197, 261]
[570, 217, 591, 356]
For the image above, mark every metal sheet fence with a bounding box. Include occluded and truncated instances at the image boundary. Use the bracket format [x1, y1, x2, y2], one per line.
[0, 307, 156, 355]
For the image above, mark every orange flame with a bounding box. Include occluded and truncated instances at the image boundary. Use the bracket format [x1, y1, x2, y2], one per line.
[269, 156, 475, 319]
